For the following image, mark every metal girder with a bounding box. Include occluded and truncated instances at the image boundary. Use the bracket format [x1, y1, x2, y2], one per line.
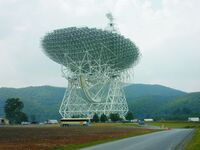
[58, 49, 128, 118]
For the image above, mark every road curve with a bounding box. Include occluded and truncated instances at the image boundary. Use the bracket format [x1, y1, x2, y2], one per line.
[81, 129, 193, 150]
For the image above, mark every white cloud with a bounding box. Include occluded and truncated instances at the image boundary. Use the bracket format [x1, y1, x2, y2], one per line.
[114, 0, 200, 92]
[0, 0, 200, 92]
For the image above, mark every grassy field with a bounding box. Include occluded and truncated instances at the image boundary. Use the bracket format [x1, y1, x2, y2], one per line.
[185, 127, 200, 150]
[0, 123, 156, 150]
[92, 122, 141, 127]
[146, 121, 200, 128]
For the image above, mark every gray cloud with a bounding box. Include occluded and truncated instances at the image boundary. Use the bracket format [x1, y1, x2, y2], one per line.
[0, 0, 199, 92]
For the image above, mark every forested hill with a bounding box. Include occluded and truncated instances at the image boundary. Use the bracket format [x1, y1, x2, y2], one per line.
[124, 84, 186, 98]
[0, 86, 65, 121]
[0, 84, 199, 121]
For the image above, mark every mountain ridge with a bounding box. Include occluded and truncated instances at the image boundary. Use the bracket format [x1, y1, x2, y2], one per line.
[0, 84, 199, 121]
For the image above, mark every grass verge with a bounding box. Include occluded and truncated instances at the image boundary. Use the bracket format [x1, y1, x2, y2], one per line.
[185, 127, 200, 150]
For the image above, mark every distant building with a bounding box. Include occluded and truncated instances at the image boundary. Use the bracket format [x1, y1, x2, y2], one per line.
[188, 117, 199, 122]
[131, 119, 138, 123]
[0, 118, 9, 125]
[47, 120, 58, 124]
[21, 122, 31, 125]
[144, 119, 154, 122]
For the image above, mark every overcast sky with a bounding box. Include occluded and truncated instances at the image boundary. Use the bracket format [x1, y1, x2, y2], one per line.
[0, 0, 200, 92]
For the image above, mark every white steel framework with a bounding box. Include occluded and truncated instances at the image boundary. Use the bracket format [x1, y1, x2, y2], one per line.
[58, 46, 128, 118]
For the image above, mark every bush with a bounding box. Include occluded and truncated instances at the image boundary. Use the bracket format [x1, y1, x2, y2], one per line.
[125, 111, 134, 121]
[109, 113, 121, 122]
[92, 113, 99, 122]
[100, 114, 108, 122]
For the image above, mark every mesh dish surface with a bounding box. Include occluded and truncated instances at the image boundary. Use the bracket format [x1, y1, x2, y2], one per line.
[42, 27, 140, 72]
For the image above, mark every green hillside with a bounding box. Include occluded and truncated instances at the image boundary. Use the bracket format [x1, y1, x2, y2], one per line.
[0, 84, 199, 121]
[0, 86, 65, 121]
[165, 92, 200, 112]
[159, 92, 200, 120]
[124, 84, 187, 118]
[124, 84, 186, 98]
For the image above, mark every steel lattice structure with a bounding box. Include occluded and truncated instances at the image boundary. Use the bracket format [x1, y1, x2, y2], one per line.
[41, 16, 140, 118]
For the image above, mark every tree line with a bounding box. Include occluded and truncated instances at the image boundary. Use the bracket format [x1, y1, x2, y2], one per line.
[92, 111, 134, 123]
[4, 98, 134, 124]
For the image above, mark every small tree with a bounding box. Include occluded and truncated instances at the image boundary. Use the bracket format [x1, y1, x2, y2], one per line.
[4, 98, 28, 124]
[109, 113, 120, 122]
[92, 113, 99, 122]
[125, 111, 134, 121]
[100, 114, 108, 122]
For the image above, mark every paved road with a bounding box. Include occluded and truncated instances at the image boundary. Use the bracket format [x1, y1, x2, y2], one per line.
[82, 129, 193, 150]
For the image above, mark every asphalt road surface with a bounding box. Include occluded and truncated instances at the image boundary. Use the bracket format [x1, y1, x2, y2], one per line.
[82, 129, 193, 150]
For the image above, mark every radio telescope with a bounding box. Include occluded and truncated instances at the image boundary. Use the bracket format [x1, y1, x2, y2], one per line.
[41, 13, 140, 118]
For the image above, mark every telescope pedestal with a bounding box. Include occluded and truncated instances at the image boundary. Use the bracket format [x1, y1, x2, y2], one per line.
[59, 79, 128, 118]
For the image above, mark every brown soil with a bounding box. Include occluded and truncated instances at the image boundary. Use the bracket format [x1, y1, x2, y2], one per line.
[0, 125, 154, 150]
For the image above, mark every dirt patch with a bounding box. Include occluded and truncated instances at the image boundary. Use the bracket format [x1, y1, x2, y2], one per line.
[0, 125, 154, 150]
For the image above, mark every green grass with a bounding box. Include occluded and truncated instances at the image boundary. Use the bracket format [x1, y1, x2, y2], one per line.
[146, 121, 200, 128]
[185, 127, 200, 150]
[92, 122, 141, 127]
